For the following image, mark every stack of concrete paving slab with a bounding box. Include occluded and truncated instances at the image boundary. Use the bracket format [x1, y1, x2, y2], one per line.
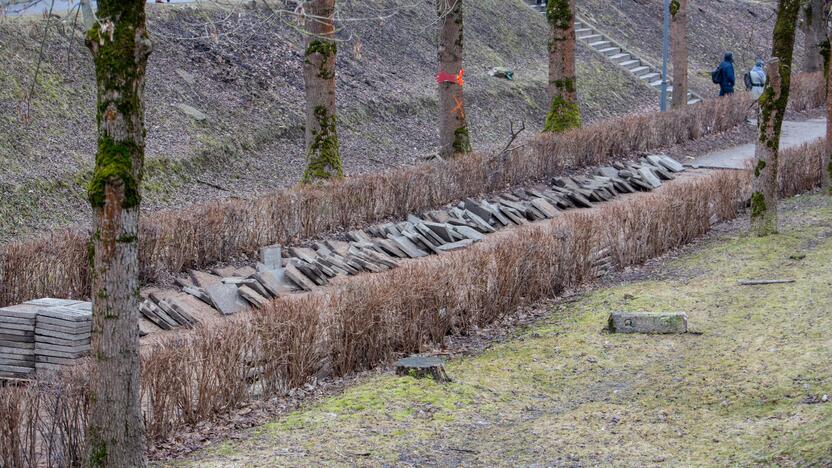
[0, 299, 92, 379]
[0, 303, 38, 379]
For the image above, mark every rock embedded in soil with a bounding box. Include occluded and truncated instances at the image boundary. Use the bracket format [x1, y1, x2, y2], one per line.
[607, 312, 689, 334]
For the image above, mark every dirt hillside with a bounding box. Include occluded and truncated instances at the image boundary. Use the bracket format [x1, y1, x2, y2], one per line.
[0, 0, 799, 241]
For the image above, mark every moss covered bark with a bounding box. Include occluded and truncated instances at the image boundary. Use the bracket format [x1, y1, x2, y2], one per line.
[544, 0, 581, 133]
[84, 0, 150, 465]
[437, 0, 471, 158]
[751, 0, 800, 236]
[302, 0, 343, 182]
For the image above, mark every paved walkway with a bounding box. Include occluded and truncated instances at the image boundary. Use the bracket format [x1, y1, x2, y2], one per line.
[691, 118, 826, 169]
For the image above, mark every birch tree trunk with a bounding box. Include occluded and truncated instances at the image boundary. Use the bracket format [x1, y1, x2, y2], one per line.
[544, 0, 581, 132]
[84, 0, 150, 465]
[750, 0, 800, 236]
[670, 0, 689, 109]
[302, 0, 343, 182]
[437, 0, 471, 159]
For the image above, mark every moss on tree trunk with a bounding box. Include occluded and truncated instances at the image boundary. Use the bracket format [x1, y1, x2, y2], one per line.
[84, 0, 150, 465]
[751, 0, 800, 236]
[670, 0, 689, 109]
[544, 0, 581, 133]
[302, 0, 343, 182]
[437, 0, 471, 158]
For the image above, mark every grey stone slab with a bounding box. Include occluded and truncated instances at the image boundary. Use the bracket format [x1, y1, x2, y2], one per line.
[427, 210, 450, 223]
[0, 364, 34, 374]
[349, 252, 386, 273]
[319, 253, 359, 275]
[530, 198, 559, 219]
[0, 327, 35, 337]
[255, 270, 296, 297]
[347, 230, 372, 243]
[451, 225, 485, 242]
[463, 199, 494, 223]
[295, 260, 328, 285]
[239, 285, 269, 309]
[144, 301, 180, 329]
[284, 264, 317, 291]
[34, 340, 88, 352]
[0, 304, 39, 319]
[33, 326, 90, 341]
[0, 356, 35, 368]
[402, 230, 441, 255]
[259, 244, 282, 270]
[406, 214, 425, 224]
[34, 316, 89, 331]
[597, 166, 620, 178]
[35, 355, 81, 366]
[463, 210, 496, 233]
[35, 348, 90, 362]
[647, 154, 684, 172]
[628, 176, 654, 191]
[637, 167, 662, 189]
[203, 283, 248, 316]
[383, 223, 402, 236]
[484, 201, 511, 227]
[325, 240, 352, 257]
[373, 238, 408, 259]
[436, 239, 474, 252]
[183, 286, 213, 305]
[36, 306, 90, 323]
[423, 221, 455, 243]
[415, 223, 447, 246]
[0, 333, 34, 343]
[152, 297, 194, 328]
[0, 340, 34, 349]
[566, 191, 593, 208]
[139, 302, 171, 331]
[34, 333, 90, 346]
[607, 312, 688, 334]
[24, 298, 83, 308]
[389, 235, 429, 258]
[0, 321, 35, 332]
[361, 248, 399, 268]
[190, 270, 223, 289]
[497, 204, 527, 225]
[0, 346, 36, 356]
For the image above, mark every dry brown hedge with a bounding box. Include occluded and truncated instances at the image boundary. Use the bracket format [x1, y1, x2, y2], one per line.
[0, 136, 824, 466]
[0, 93, 757, 308]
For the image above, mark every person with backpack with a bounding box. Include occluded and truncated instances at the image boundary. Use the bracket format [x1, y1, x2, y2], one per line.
[744, 59, 767, 99]
[711, 52, 736, 96]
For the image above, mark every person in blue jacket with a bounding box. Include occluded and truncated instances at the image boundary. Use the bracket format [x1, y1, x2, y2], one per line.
[712, 52, 736, 96]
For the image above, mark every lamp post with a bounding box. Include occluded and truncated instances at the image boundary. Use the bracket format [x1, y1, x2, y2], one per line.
[660, 0, 670, 112]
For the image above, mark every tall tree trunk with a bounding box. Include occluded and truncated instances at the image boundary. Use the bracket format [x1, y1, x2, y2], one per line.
[84, 0, 150, 466]
[544, 0, 581, 132]
[751, 0, 800, 237]
[824, 27, 832, 195]
[302, 0, 343, 182]
[437, 0, 471, 159]
[802, 0, 827, 73]
[670, 0, 689, 109]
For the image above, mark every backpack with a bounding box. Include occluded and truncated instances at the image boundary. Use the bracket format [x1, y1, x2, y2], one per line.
[711, 67, 721, 84]
[743, 71, 753, 91]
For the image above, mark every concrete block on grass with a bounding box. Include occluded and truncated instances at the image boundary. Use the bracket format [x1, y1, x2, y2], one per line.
[608, 312, 688, 334]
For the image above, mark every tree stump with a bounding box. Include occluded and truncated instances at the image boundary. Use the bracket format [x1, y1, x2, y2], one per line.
[394, 356, 450, 383]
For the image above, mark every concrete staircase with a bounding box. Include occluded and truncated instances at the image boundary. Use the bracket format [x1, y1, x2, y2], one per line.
[525, 1, 703, 105]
